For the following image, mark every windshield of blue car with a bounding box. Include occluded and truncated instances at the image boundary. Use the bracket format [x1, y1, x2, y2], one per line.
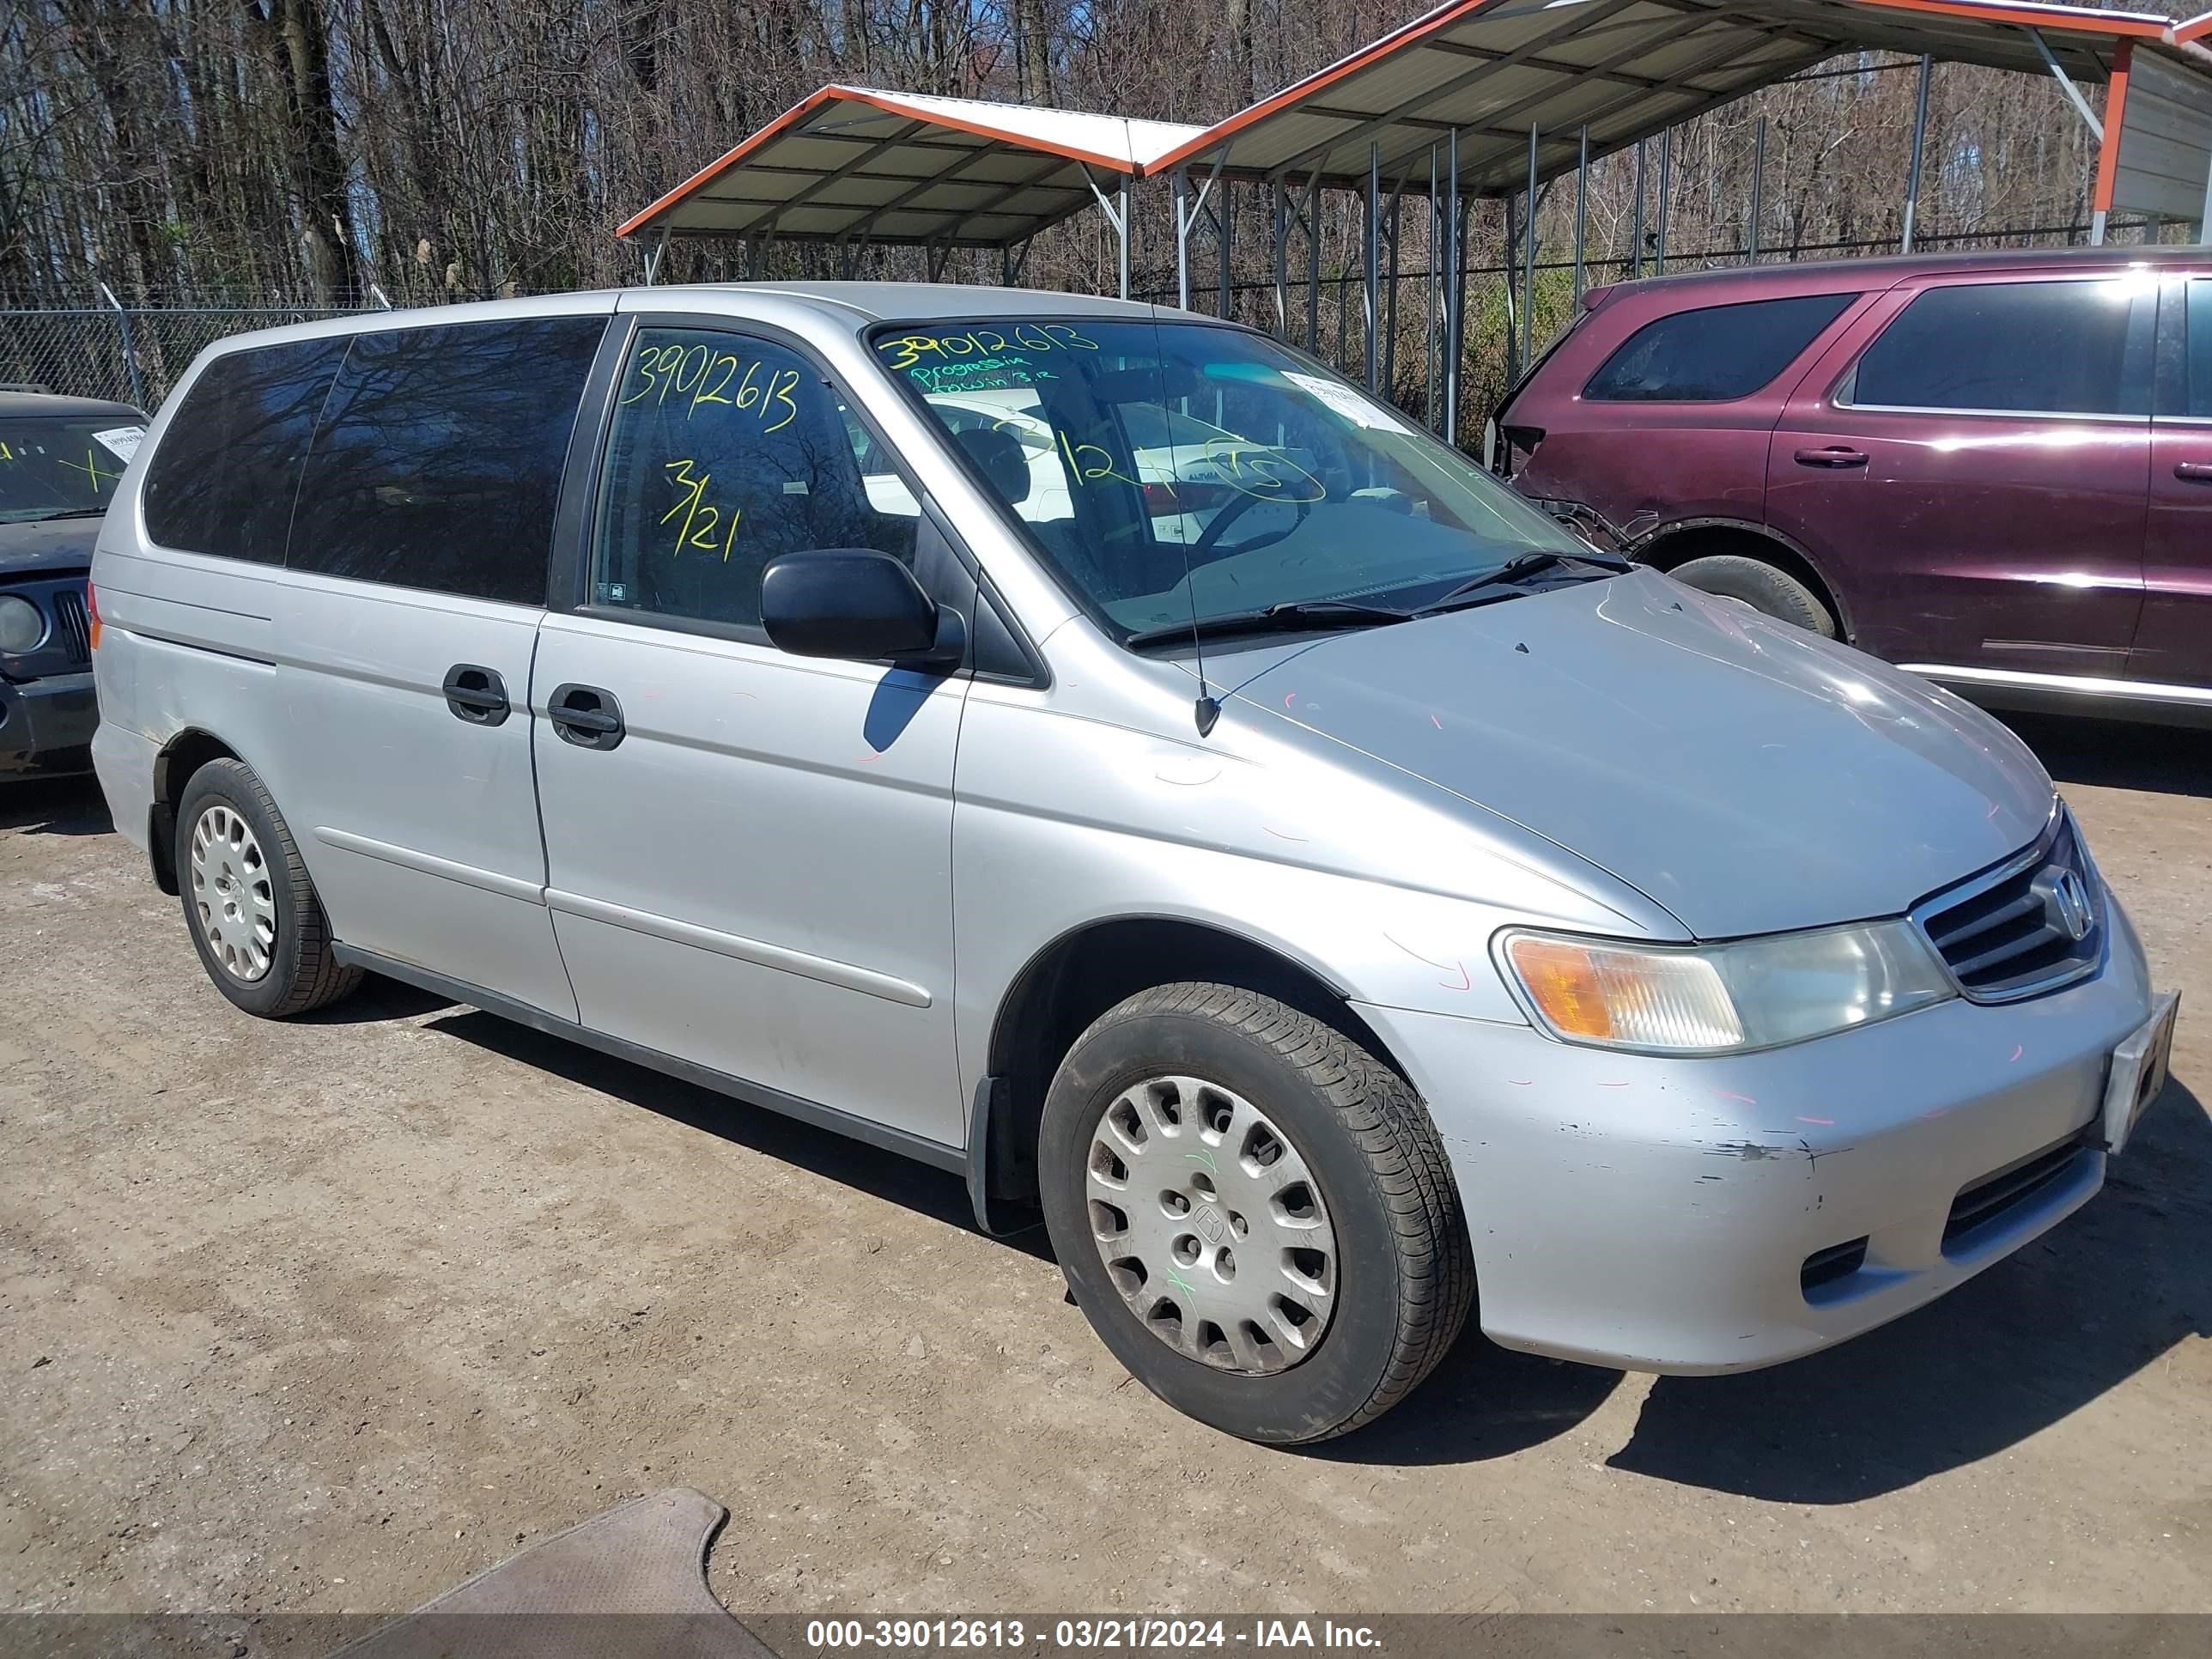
[871, 319, 1591, 641]
[0, 416, 143, 523]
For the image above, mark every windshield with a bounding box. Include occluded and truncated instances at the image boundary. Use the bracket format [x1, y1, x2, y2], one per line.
[872, 319, 1588, 639]
[0, 416, 143, 523]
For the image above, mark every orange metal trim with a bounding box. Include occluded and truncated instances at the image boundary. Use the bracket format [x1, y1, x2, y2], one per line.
[2175, 11, 2212, 44]
[2092, 40, 2135, 214]
[617, 84, 1143, 240]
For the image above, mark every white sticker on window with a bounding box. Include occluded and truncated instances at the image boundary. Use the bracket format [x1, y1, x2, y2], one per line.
[93, 425, 146, 462]
[1281, 373, 1410, 434]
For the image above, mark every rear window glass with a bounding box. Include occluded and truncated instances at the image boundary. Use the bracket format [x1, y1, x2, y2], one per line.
[1850, 280, 2152, 416]
[1583, 293, 1855, 402]
[288, 317, 605, 605]
[143, 338, 348, 563]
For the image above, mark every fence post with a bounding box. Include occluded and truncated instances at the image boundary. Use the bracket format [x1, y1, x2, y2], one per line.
[100, 283, 147, 410]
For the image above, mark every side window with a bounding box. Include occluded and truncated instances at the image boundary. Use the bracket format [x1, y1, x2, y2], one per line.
[1583, 293, 1856, 402]
[288, 317, 605, 605]
[142, 337, 348, 563]
[591, 327, 916, 631]
[1849, 280, 2153, 416]
[2188, 281, 2212, 417]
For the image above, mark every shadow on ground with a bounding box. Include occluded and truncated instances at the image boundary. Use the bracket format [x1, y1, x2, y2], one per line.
[2002, 712, 2212, 799]
[1601, 1079, 2209, 1501]
[422, 1007, 1053, 1263]
[0, 775, 111, 835]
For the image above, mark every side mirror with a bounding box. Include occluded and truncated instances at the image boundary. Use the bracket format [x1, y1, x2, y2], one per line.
[759, 549, 964, 665]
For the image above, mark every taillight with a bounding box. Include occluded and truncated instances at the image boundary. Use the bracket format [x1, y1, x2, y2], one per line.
[86, 580, 100, 651]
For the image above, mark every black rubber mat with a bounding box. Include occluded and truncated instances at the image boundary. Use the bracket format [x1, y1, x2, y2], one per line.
[326, 1487, 775, 1659]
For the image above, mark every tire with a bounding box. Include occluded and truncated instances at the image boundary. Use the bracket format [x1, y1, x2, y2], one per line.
[1038, 983, 1474, 1444]
[175, 758, 362, 1018]
[1667, 552, 1838, 638]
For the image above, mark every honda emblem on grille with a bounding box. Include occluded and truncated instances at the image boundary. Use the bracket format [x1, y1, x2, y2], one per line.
[2051, 869, 2093, 941]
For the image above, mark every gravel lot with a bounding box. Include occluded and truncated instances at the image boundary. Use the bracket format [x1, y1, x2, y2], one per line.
[3, 712, 2207, 1620]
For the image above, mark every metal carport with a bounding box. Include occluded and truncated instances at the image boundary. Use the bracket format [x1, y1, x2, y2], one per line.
[615, 85, 1205, 296]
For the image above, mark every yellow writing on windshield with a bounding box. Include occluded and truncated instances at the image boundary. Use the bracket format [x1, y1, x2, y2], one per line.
[56, 448, 120, 495]
[879, 324, 1099, 373]
[1201, 439, 1325, 504]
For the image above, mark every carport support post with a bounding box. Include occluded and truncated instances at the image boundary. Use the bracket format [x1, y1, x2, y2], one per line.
[1425, 145, 1438, 433]
[1118, 179, 1132, 300]
[642, 227, 670, 286]
[1748, 117, 1765, 262]
[1902, 56, 1932, 253]
[1656, 125, 1671, 275]
[1443, 127, 1462, 447]
[1174, 168, 1192, 311]
[1631, 140, 1646, 278]
[1304, 165, 1323, 352]
[1365, 143, 1381, 391]
[1522, 123, 1540, 375]
[1273, 176, 1289, 336]
[1574, 125, 1589, 302]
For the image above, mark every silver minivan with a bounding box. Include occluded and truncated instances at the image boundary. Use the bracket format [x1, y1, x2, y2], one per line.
[89, 286, 2178, 1443]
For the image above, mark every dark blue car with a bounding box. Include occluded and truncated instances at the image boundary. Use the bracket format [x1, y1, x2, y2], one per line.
[1, 390, 145, 777]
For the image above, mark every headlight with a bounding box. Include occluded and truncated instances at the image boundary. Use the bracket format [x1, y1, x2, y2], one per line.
[0, 594, 46, 653]
[1497, 920, 1954, 1054]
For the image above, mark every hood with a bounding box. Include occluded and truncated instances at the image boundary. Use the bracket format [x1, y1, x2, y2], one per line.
[1224, 568, 2053, 939]
[0, 514, 101, 575]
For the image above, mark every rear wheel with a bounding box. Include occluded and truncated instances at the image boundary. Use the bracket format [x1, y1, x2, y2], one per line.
[1039, 983, 1473, 1443]
[176, 758, 361, 1018]
[1667, 552, 1838, 638]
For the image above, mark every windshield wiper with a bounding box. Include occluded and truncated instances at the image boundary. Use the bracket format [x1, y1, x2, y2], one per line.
[27, 507, 108, 520]
[1408, 549, 1632, 617]
[1123, 599, 1411, 648]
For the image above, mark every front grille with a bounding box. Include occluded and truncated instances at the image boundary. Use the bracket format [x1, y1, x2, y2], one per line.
[1915, 817, 2101, 1001]
[1943, 1128, 2094, 1249]
[51, 589, 90, 665]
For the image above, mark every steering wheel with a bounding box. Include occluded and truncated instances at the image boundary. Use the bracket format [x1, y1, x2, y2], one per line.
[1191, 487, 1313, 560]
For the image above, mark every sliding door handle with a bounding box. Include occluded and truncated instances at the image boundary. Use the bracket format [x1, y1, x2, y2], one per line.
[1794, 446, 1869, 469]
[442, 664, 509, 726]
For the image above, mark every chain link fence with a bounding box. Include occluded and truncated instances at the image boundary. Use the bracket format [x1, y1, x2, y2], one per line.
[0, 294, 385, 412]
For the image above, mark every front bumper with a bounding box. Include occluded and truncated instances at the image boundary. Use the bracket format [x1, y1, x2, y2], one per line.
[1355, 900, 2160, 1374]
[0, 669, 97, 775]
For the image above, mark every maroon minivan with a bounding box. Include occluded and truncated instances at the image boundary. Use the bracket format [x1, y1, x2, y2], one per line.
[1492, 247, 2212, 724]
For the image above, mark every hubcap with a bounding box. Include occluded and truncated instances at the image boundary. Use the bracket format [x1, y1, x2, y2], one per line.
[1085, 1075, 1337, 1375]
[189, 805, 276, 982]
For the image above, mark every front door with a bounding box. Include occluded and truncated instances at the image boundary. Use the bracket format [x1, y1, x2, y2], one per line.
[1768, 273, 2154, 676]
[531, 316, 970, 1149]
[2138, 275, 2212, 690]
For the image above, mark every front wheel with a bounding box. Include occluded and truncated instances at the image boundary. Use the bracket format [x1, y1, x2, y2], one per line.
[1039, 984, 1473, 1443]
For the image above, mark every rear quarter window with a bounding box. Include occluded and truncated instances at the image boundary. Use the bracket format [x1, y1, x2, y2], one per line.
[1583, 292, 1857, 402]
[142, 337, 349, 563]
[287, 316, 605, 606]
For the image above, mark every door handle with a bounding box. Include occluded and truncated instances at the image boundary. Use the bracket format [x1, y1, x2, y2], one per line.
[2174, 461, 2212, 483]
[547, 683, 624, 750]
[441, 664, 509, 726]
[1794, 446, 1869, 468]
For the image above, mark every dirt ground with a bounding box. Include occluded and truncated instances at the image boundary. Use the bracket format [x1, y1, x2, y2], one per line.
[2, 711, 2208, 1620]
